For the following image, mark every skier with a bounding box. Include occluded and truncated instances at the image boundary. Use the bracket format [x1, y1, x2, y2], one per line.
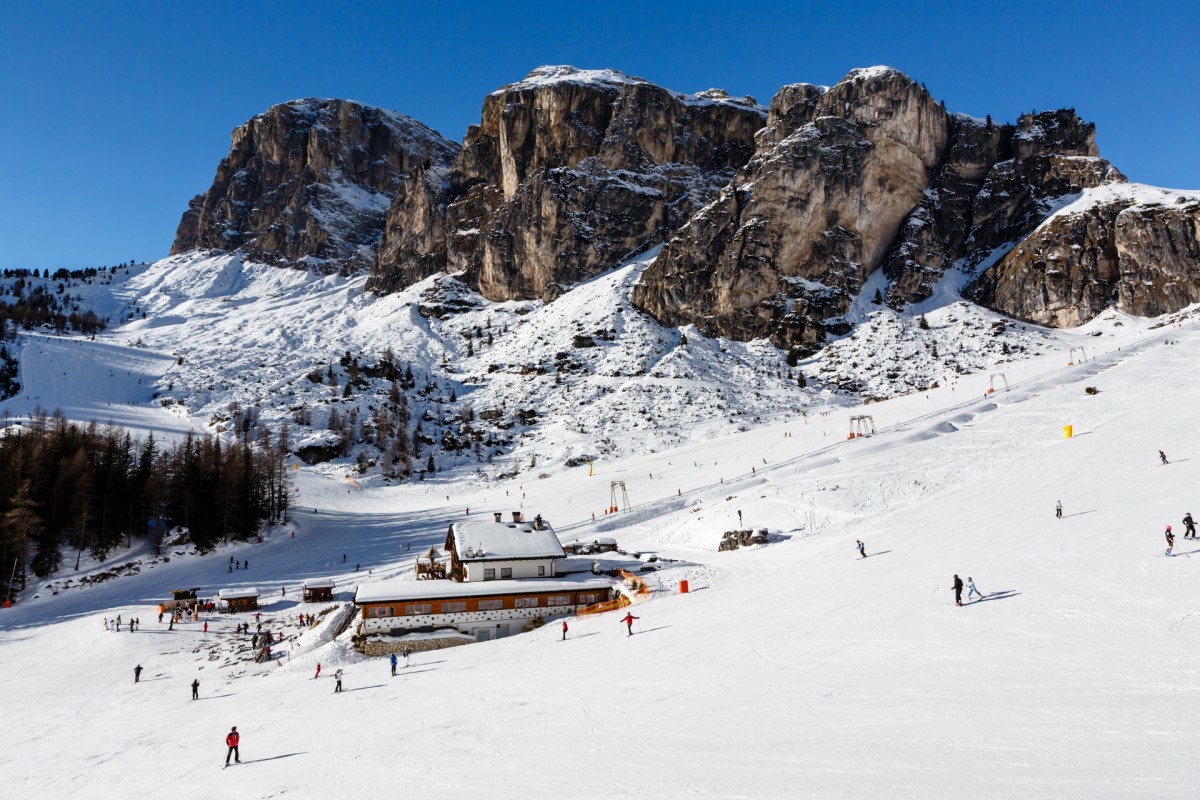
[1056, 500, 1063, 519]
[562, 620, 569, 641]
[245, 560, 249, 570]
[203, 622, 208, 634]
[191, 679, 200, 700]
[334, 668, 344, 693]
[224, 727, 240, 766]
[104, 619, 110, 631]
[314, 663, 321, 680]
[1165, 525, 1175, 556]
[1160, 450, 1169, 465]
[1184, 513, 1197, 539]
[856, 540, 867, 558]
[157, 611, 163, 624]
[966, 577, 984, 602]
[620, 612, 639, 636]
[403, 646, 411, 668]
[953, 574, 964, 607]
[737, 509, 743, 526]
[134, 664, 143, 683]
[227, 564, 232, 574]
[390, 653, 398, 676]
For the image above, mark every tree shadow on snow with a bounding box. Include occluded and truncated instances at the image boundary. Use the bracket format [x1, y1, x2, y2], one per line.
[970, 590, 1020, 604]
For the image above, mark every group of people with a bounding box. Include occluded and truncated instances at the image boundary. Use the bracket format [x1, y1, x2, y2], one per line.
[105, 616, 139, 632]
[952, 574, 985, 606]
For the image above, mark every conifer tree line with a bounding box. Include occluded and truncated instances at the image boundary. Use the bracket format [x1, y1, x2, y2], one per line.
[0, 410, 292, 597]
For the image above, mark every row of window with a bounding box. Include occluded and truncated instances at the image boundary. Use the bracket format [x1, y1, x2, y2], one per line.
[482, 566, 547, 580]
[366, 592, 600, 618]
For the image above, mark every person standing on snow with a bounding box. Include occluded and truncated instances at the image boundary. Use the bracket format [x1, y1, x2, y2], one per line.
[966, 577, 984, 602]
[134, 664, 143, 683]
[620, 613, 639, 636]
[1160, 450, 1169, 465]
[1165, 525, 1175, 556]
[224, 727, 240, 765]
[1056, 500, 1063, 519]
[561, 620, 569, 641]
[314, 663, 321, 679]
[953, 575, 964, 607]
[192, 679, 200, 700]
[390, 653, 398, 676]
[856, 540, 867, 558]
[1183, 513, 1196, 539]
[403, 647, 411, 668]
[334, 668, 344, 693]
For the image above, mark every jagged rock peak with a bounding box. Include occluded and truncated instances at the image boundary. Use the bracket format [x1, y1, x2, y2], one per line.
[369, 65, 767, 299]
[496, 65, 764, 110]
[171, 98, 459, 271]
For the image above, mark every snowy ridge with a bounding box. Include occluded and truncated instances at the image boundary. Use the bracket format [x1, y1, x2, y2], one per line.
[496, 65, 765, 111]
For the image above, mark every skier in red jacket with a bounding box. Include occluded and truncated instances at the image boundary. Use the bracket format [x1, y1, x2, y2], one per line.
[225, 727, 241, 765]
[620, 613, 639, 636]
[561, 620, 568, 641]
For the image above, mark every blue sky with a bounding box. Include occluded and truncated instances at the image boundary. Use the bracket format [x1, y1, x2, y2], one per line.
[1, 0, 1196, 269]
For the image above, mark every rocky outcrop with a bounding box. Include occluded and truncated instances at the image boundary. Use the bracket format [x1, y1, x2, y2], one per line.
[969, 190, 1200, 325]
[632, 67, 950, 350]
[171, 99, 459, 270]
[368, 67, 766, 299]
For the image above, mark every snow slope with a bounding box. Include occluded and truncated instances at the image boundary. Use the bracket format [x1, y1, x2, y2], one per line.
[3, 305, 1199, 798]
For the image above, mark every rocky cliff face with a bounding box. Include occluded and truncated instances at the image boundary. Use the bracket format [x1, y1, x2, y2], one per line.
[968, 188, 1200, 325]
[368, 67, 766, 299]
[171, 99, 459, 270]
[632, 67, 950, 350]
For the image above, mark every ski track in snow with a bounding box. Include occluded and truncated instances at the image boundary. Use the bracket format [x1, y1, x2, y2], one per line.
[2, 258, 1200, 797]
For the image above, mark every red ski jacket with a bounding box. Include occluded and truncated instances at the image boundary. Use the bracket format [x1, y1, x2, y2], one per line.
[226, 732, 240, 747]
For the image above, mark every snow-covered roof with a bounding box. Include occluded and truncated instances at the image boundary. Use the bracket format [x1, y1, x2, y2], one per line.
[302, 578, 335, 589]
[450, 516, 565, 561]
[355, 575, 614, 604]
[217, 587, 259, 600]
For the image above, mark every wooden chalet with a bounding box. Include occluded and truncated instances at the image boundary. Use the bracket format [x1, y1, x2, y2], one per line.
[444, 511, 565, 582]
[302, 579, 335, 603]
[355, 575, 615, 641]
[216, 587, 260, 612]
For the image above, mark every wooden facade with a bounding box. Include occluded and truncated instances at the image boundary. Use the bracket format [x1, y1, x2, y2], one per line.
[359, 585, 611, 621]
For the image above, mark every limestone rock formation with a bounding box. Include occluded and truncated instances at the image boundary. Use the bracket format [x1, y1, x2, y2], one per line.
[968, 189, 1200, 325]
[171, 99, 459, 270]
[632, 67, 950, 350]
[368, 66, 766, 299]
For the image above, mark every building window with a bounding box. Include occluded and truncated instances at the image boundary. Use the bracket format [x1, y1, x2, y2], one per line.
[369, 606, 393, 618]
[484, 568, 496, 580]
[538, 566, 545, 576]
[514, 597, 539, 608]
[501, 567, 513, 579]
[405, 603, 431, 616]
[440, 601, 466, 613]
[547, 595, 571, 606]
[478, 599, 502, 611]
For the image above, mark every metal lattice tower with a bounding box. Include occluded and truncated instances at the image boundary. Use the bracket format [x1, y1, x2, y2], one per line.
[610, 481, 631, 513]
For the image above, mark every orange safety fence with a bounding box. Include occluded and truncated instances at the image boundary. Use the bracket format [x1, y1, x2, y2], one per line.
[576, 594, 630, 617]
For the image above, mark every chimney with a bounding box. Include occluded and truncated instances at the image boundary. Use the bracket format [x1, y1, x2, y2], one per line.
[493, 512, 503, 523]
[512, 511, 523, 524]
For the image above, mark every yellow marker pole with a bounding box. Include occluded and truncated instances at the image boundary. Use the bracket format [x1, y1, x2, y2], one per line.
[1063, 425, 1073, 439]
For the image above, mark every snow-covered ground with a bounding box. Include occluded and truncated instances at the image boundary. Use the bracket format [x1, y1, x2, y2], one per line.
[3, 293, 1199, 797]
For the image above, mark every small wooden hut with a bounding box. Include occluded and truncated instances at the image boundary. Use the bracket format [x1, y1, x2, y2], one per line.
[217, 587, 260, 612]
[302, 579, 336, 603]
